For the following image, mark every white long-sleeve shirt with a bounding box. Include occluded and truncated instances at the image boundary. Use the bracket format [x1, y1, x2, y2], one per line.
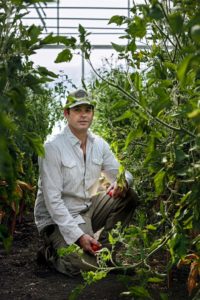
[34, 125, 133, 245]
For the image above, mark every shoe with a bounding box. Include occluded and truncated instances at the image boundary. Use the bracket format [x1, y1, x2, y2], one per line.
[36, 246, 47, 265]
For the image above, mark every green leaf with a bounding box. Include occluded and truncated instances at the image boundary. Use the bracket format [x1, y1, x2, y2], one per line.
[55, 49, 73, 63]
[146, 224, 157, 231]
[149, 4, 164, 20]
[129, 286, 152, 299]
[127, 39, 136, 53]
[160, 293, 169, 300]
[41, 34, 76, 47]
[163, 61, 177, 71]
[160, 200, 166, 218]
[117, 165, 126, 188]
[78, 24, 91, 42]
[180, 191, 192, 204]
[149, 239, 163, 253]
[168, 233, 188, 263]
[82, 270, 108, 285]
[151, 86, 171, 115]
[177, 55, 193, 84]
[6, 86, 26, 115]
[40, 33, 58, 44]
[144, 136, 156, 167]
[127, 17, 146, 38]
[134, 71, 142, 92]
[124, 130, 135, 149]
[57, 244, 80, 256]
[108, 232, 116, 245]
[61, 36, 76, 47]
[148, 277, 164, 283]
[114, 110, 133, 122]
[188, 109, 200, 122]
[168, 13, 184, 34]
[183, 215, 193, 230]
[23, 74, 42, 89]
[124, 128, 143, 149]
[37, 66, 58, 78]
[68, 284, 85, 300]
[78, 25, 91, 59]
[108, 15, 126, 25]
[154, 170, 166, 196]
[110, 99, 129, 110]
[25, 133, 44, 157]
[175, 149, 188, 162]
[27, 23, 42, 37]
[78, 24, 87, 36]
[111, 42, 126, 53]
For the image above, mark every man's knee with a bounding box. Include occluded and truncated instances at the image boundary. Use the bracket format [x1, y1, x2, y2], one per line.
[55, 251, 98, 276]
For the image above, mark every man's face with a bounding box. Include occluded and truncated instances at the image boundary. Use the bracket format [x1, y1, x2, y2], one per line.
[64, 104, 94, 132]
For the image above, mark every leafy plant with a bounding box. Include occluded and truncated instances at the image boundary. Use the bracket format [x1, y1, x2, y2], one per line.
[0, 0, 76, 245]
[74, 0, 200, 298]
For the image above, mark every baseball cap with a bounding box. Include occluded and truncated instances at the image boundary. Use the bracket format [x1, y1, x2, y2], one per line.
[65, 89, 96, 109]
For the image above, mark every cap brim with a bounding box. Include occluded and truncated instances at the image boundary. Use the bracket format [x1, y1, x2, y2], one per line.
[69, 100, 94, 108]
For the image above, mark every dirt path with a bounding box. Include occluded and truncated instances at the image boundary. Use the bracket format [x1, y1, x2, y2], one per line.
[0, 213, 133, 300]
[0, 213, 189, 300]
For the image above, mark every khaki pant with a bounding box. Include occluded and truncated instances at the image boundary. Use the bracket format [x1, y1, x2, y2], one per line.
[40, 189, 138, 276]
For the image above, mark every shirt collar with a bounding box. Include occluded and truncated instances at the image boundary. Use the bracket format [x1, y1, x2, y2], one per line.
[64, 125, 95, 146]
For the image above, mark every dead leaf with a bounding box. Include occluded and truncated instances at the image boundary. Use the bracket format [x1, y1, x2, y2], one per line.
[17, 180, 34, 191]
[187, 261, 199, 296]
[177, 253, 200, 296]
[177, 254, 199, 268]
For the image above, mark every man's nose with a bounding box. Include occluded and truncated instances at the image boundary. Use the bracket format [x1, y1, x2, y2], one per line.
[81, 110, 87, 116]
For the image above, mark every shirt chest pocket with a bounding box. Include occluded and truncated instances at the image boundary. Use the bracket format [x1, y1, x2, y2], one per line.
[91, 157, 103, 179]
[61, 158, 77, 185]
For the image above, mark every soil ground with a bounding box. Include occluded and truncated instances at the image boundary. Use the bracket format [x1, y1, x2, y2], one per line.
[0, 212, 190, 300]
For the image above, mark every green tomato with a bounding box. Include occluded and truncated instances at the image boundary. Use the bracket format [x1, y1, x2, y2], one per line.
[191, 25, 200, 43]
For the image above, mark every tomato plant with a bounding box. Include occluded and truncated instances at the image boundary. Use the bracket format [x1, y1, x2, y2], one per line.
[0, 0, 76, 246]
[77, 0, 200, 298]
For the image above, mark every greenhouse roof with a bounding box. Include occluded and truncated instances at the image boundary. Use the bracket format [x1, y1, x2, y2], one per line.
[22, 0, 133, 48]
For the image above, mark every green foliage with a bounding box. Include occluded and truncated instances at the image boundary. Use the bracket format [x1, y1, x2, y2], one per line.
[0, 1, 75, 246]
[40, 33, 76, 48]
[108, 15, 126, 26]
[57, 244, 81, 257]
[0, 224, 13, 252]
[69, 270, 108, 300]
[68, 284, 86, 300]
[54, 48, 73, 63]
[78, 24, 91, 59]
[124, 285, 153, 299]
[78, 0, 200, 298]
[82, 270, 108, 285]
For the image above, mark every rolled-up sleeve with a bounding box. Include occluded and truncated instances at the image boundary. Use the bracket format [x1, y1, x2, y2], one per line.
[39, 142, 84, 245]
[101, 140, 133, 187]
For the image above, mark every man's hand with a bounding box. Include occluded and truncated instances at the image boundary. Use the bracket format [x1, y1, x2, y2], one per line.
[77, 234, 101, 255]
[107, 181, 128, 199]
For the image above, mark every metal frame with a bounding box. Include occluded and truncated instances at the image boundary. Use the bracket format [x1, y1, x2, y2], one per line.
[23, 1, 132, 81]
[25, 1, 131, 36]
